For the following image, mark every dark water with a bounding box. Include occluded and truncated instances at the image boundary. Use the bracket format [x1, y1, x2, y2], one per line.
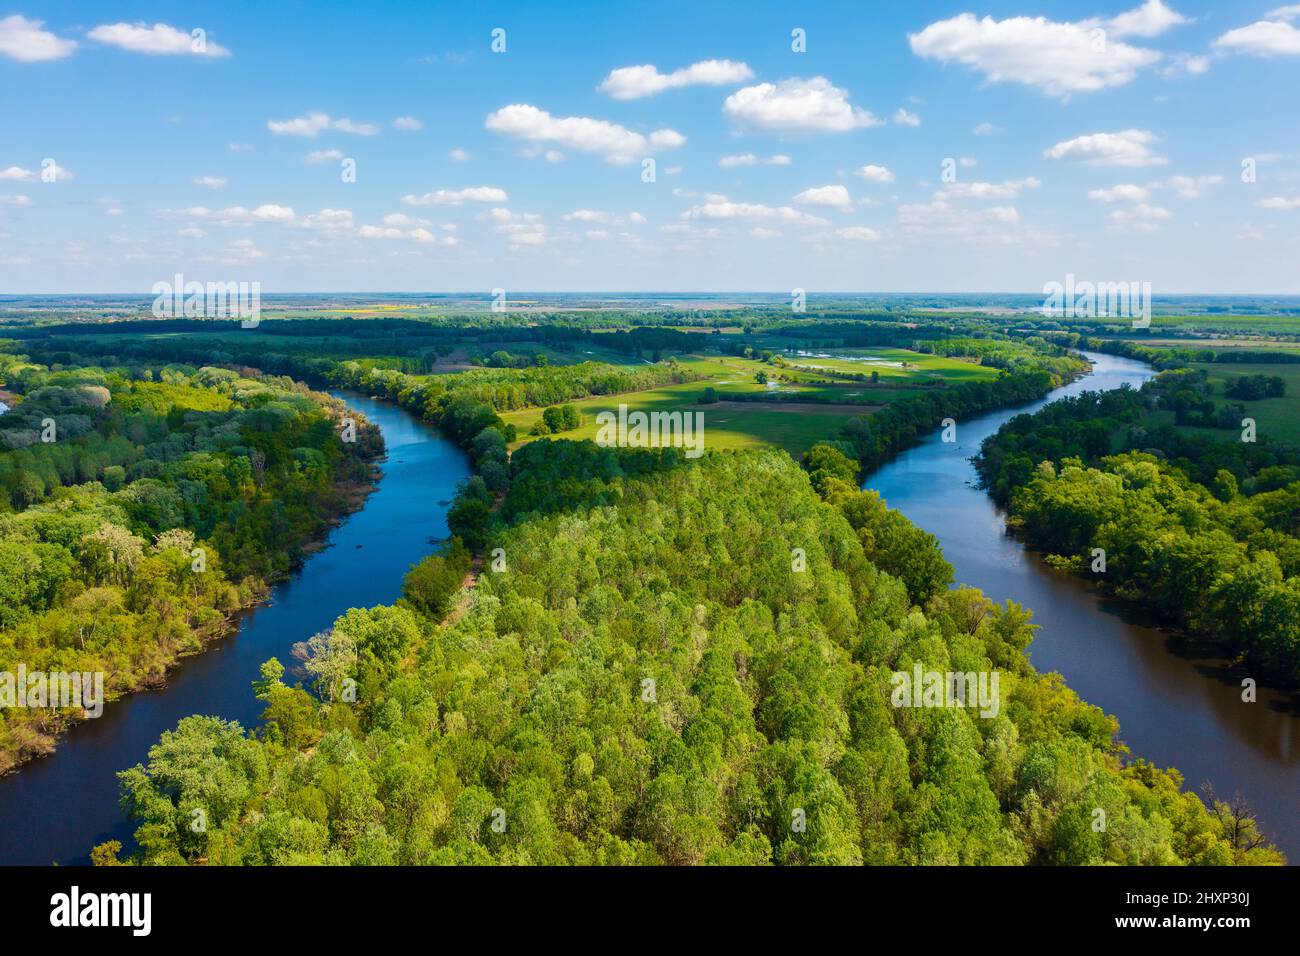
[865, 351, 1299, 858]
[0, 393, 469, 865]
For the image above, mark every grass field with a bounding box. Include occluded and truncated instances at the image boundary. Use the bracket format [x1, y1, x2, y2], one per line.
[1197, 362, 1300, 443]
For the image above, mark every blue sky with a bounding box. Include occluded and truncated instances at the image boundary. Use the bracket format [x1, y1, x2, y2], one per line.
[2, 0, 1299, 293]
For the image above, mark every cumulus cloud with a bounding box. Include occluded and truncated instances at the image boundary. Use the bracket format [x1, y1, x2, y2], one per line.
[719, 153, 791, 167]
[973, 122, 999, 135]
[1107, 203, 1171, 231]
[0, 194, 33, 206]
[897, 199, 1032, 245]
[449, 148, 470, 162]
[165, 204, 295, 225]
[0, 14, 76, 61]
[599, 59, 753, 99]
[723, 77, 881, 132]
[1088, 184, 1151, 202]
[1256, 195, 1300, 209]
[267, 112, 379, 136]
[794, 184, 853, 210]
[681, 198, 829, 227]
[1214, 18, 1300, 56]
[893, 108, 921, 127]
[88, 22, 230, 57]
[938, 177, 1040, 199]
[855, 164, 895, 183]
[1105, 0, 1191, 38]
[1154, 174, 1223, 198]
[485, 104, 684, 163]
[402, 186, 508, 206]
[193, 176, 227, 189]
[393, 116, 423, 131]
[836, 226, 881, 241]
[909, 11, 1161, 96]
[562, 209, 646, 225]
[304, 149, 344, 164]
[1045, 129, 1166, 166]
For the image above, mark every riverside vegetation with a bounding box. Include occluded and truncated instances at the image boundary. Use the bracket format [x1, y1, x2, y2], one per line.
[0, 347, 381, 772]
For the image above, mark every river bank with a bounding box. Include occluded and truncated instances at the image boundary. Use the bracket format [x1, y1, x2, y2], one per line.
[864, 351, 1299, 859]
[0, 393, 471, 865]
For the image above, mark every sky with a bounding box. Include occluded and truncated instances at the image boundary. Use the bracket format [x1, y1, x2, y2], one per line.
[2, 0, 1300, 294]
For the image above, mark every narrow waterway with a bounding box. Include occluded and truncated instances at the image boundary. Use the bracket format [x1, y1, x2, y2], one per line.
[0, 393, 470, 865]
[865, 351, 1299, 858]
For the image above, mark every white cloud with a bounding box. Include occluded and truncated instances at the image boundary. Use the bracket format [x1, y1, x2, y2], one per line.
[855, 164, 895, 183]
[166, 203, 295, 225]
[794, 184, 853, 210]
[304, 149, 344, 164]
[267, 112, 379, 136]
[449, 148, 470, 162]
[228, 143, 253, 153]
[300, 208, 353, 231]
[836, 226, 881, 241]
[562, 209, 646, 225]
[599, 59, 754, 99]
[1105, 1, 1191, 39]
[681, 199, 829, 227]
[485, 104, 684, 164]
[1256, 195, 1300, 209]
[1154, 174, 1223, 198]
[88, 22, 230, 57]
[0, 15, 76, 62]
[1107, 203, 1171, 231]
[939, 177, 1040, 199]
[719, 153, 792, 167]
[194, 176, 227, 189]
[893, 108, 921, 127]
[0, 194, 32, 206]
[177, 226, 205, 238]
[1045, 129, 1166, 166]
[1088, 184, 1151, 202]
[1162, 52, 1210, 75]
[402, 186, 508, 206]
[897, 199, 1032, 245]
[1214, 19, 1300, 56]
[359, 222, 458, 245]
[959, 157, 978, 167]
[909, 12, 1161, 96]
[393, 116, 423, 131]
[723, 77, 881, 132]
[1265, 5, 1300, 19]
[750, 227, 782, 239]
[973, 122, 999, 135]
[4, 161, 74, 182]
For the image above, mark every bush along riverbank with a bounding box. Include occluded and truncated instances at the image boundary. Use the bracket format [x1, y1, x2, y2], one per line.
[0, 350, 382, 773]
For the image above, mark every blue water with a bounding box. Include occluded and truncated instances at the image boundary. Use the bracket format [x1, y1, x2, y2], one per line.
[865, 352, 1299, 858]
[0, 393, 469, 865]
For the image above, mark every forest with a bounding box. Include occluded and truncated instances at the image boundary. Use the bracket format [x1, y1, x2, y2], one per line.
[978, 372, 1300, 691]
[0, 346, 381, 772]
[101, 439, 1280, 865]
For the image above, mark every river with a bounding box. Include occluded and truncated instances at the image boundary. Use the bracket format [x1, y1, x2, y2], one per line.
[0, 393, 470, 865]
[865, 351, 1299, 858]
[2, 358, 1296, 864]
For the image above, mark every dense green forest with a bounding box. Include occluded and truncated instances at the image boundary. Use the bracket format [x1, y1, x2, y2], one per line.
[0, 348, 380, 771]
[105, 440, 1280, 865]
[978, 374, 1300, 691]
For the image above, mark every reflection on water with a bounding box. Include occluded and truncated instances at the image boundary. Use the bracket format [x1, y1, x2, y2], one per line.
[865, 352, 1299, 858]
[0, 393, 470, 865]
